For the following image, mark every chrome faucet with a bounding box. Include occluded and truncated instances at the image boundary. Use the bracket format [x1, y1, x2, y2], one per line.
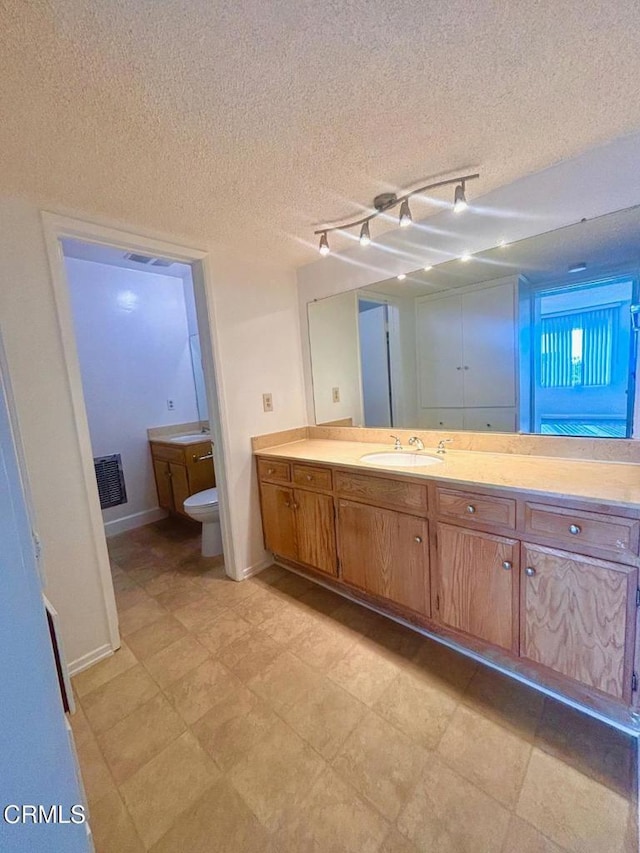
[390, 434, 403, 450]
[408, 436, 425, 451]
[436, 438, 453, 454]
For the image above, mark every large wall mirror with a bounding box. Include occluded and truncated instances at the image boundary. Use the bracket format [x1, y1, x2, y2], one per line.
[308, 204, 640, 437]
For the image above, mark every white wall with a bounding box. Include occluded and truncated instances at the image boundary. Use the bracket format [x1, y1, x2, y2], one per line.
[308, 292, 363, 425]
[0, 196, 307, 669]
[65, 257, 199, 533]
[297, 132, 640, 423]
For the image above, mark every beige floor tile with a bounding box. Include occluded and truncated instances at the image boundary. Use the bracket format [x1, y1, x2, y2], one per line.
[270, 570, 317, 599]
[192, 690, 280, 772]
[164, 657, 242, 724]
[332, 710, 427, 821]
[143, 634, 209, 689]
[155, 582, 204, 611]
[463, 665, 545, 740]
[88, 789, 145, 853]
[201, 574, 261, 607]
[247, 650, 319, 712]
[112, 570, 138, 592]
[501, 816, 565, 853]
[259, 600, 318, 644]
[437, 704, 532, 808]
[114, 584, 155, 613]
[409, 638, 478, 695]
[228, 718, 326, 831]
[142, 571, 191, 597]
[374, 668, 458, 749]
[535, 698, 637, 799]
[250, 565, 288, 587]
[327, 641, 400, 706]
[379, 828, 421, 853]
[289, 618, 356, 672]
[125, 564, 165, 586]
[74, 730, 116, 804]
[124, 614, 187, 660]
[280, 672, 367, 759]
[97, 693, 185, 784]
[172, 594, 228, 632]
[218, 626, 283, 683]
[82, 664, 159, 735]
[295, 584, 345, 618]
[274, 766, 389, 853]
[72, 643, 137, 698]
[118, 597, 167, 637]
[68, 703, 92, 742]
[232, 586, 287, 626]
[360, 616, 424, 665]
[516, 748, 630, 853]
[397, 753, 511, 853]
[149, 777, 272, 853]
[330, 600, 389, 637]
[120, 731, 219, 848]
[195, 609, 252, 655]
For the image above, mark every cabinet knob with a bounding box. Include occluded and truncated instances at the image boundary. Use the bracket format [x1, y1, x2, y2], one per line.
[568, 523, 581, 535]
[414, 536, 423, 543]
[456, 366, 462, 371]
[306, 474, 313, 481]
[466, 505, 476, 514]
[502, 561, 512, 571]
[525, 566, 536, 577]
[267, 467, 275, 474]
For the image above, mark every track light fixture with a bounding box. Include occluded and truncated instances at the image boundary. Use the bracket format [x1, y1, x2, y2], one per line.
[314, 172, 479, 252]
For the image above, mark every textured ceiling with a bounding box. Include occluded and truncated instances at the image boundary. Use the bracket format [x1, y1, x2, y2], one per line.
[2, 1, 640, 268]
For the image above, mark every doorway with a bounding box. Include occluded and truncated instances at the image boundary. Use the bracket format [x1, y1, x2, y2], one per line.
[42, 214, 232, 652]
[358, 298, 394, 428]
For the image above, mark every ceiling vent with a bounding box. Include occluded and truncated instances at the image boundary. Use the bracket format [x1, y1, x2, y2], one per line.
[124, 252, 174, 268]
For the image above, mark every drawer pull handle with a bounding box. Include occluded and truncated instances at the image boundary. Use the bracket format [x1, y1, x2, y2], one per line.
[414, 536, 423, 544]
[569, 523, 581, 535]
[306, 474, 313, 481]
[525, 566, 536, 577]
[466, 505, 476, 514]
[502, 561, 512, 571]
[267, 468, 275, 474]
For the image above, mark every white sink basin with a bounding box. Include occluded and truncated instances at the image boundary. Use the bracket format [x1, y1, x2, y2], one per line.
[166, 434, 209, 444]
[360, 451, 442, 467]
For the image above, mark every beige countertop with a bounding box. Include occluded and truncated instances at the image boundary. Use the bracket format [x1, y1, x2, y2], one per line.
[255, 439, 640, 510]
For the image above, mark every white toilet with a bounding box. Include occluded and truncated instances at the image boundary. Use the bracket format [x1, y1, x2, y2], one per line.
[183, 488, 223, 557]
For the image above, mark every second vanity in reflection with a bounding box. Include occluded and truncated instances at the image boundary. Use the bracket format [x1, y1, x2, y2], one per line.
[256, 433, 640, 727]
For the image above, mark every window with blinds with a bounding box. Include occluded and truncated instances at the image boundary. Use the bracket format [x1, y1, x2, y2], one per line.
[539, 306, 616, 388]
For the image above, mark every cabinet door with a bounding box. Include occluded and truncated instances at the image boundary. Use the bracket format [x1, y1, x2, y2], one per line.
[169, 463, 191, 517]
[294, 489, 337, 576]
[186, 443, 216, 495]
[417, 297, 464, 408]
[338, 500, 430, 616]
[260, 483, 297, 562]
[462, 283, 516, 407]
[418, 408, 465, 430]
[437, 523, 518, 652]
[153, 459, 174, 511]
[521, 543, 637, 701]
[463, 407, 517, 433]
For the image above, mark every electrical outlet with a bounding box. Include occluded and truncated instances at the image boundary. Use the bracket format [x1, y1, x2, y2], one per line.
[332, 387, 340, 403]
[167, 399, 175, 411]
[262, 393, 273, 413]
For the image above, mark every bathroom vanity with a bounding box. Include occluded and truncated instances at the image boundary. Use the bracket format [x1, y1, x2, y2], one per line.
[254, 431, 640, 728]
[149, 436, 215, 518]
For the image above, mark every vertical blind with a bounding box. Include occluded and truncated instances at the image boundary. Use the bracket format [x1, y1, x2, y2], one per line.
[539, 306, 615, 388]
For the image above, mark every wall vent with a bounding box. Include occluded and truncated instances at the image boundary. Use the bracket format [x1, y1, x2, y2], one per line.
[124, 252, 174, 268]
[94, 454, 127, 510]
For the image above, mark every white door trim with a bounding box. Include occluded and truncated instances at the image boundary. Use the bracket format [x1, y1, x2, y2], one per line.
[40, 212, 237, 652]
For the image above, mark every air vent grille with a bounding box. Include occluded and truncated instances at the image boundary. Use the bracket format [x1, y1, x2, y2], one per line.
[124, 252, 174, 268]
[94, 454, 127, 509]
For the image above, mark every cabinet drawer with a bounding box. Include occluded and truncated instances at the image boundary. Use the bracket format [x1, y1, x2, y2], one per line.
[292, 464, 332, 491]
[524, 503, 640, 557]
[150, 442, 186, 464]
[335, 470, 427, 513]
[436, 487, 516, 529]
[258, 459, 291, 484]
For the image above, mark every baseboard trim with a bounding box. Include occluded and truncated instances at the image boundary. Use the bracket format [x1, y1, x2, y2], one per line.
[104, 507, 168, 537]
[241, 556, 273, 580]
[68, 643, 114, 677]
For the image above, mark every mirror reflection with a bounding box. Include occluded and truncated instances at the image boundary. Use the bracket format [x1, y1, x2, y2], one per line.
[308, 205, 640, 437]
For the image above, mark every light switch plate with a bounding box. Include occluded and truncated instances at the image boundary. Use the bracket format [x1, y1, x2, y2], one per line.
[262, 393, 273, 412]
[332, 387, 340, 403]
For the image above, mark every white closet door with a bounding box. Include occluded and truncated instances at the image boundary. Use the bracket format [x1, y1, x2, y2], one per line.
[461, 283, 516, 407]
[417, 296, 464, 408]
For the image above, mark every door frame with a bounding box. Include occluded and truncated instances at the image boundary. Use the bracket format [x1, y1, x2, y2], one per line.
[41, 212, 236, 651]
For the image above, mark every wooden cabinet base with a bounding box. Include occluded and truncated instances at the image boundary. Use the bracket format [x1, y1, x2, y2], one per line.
[270, 554, 640, 734]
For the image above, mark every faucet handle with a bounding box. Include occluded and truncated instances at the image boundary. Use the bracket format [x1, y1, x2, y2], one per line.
[390, 434, 403, 450]
[436, 438, 454, 453]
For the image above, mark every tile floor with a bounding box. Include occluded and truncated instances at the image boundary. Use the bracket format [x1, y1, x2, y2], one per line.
[70, 519, 640, 852]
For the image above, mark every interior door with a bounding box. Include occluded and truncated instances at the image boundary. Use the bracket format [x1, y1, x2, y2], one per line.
[462, 283, 516, 407]
[437, 523, 519, 652]
[260, 482, 297, 562]
[521, 542, 636, 700]
[294, 489, 337, 575]
[358, 301, 392, 427]
[417, 296, 464, 408]
[338, 499, 430, 615]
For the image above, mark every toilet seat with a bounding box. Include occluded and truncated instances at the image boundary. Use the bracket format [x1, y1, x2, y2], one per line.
[184, 487, 218, 510]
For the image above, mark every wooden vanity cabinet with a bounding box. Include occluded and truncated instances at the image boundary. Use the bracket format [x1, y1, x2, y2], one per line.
[436, 523, 519, 653]
[150, 440, 215, 518]
[338, 499, 430, 617]
[520, 543, 637, 702]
